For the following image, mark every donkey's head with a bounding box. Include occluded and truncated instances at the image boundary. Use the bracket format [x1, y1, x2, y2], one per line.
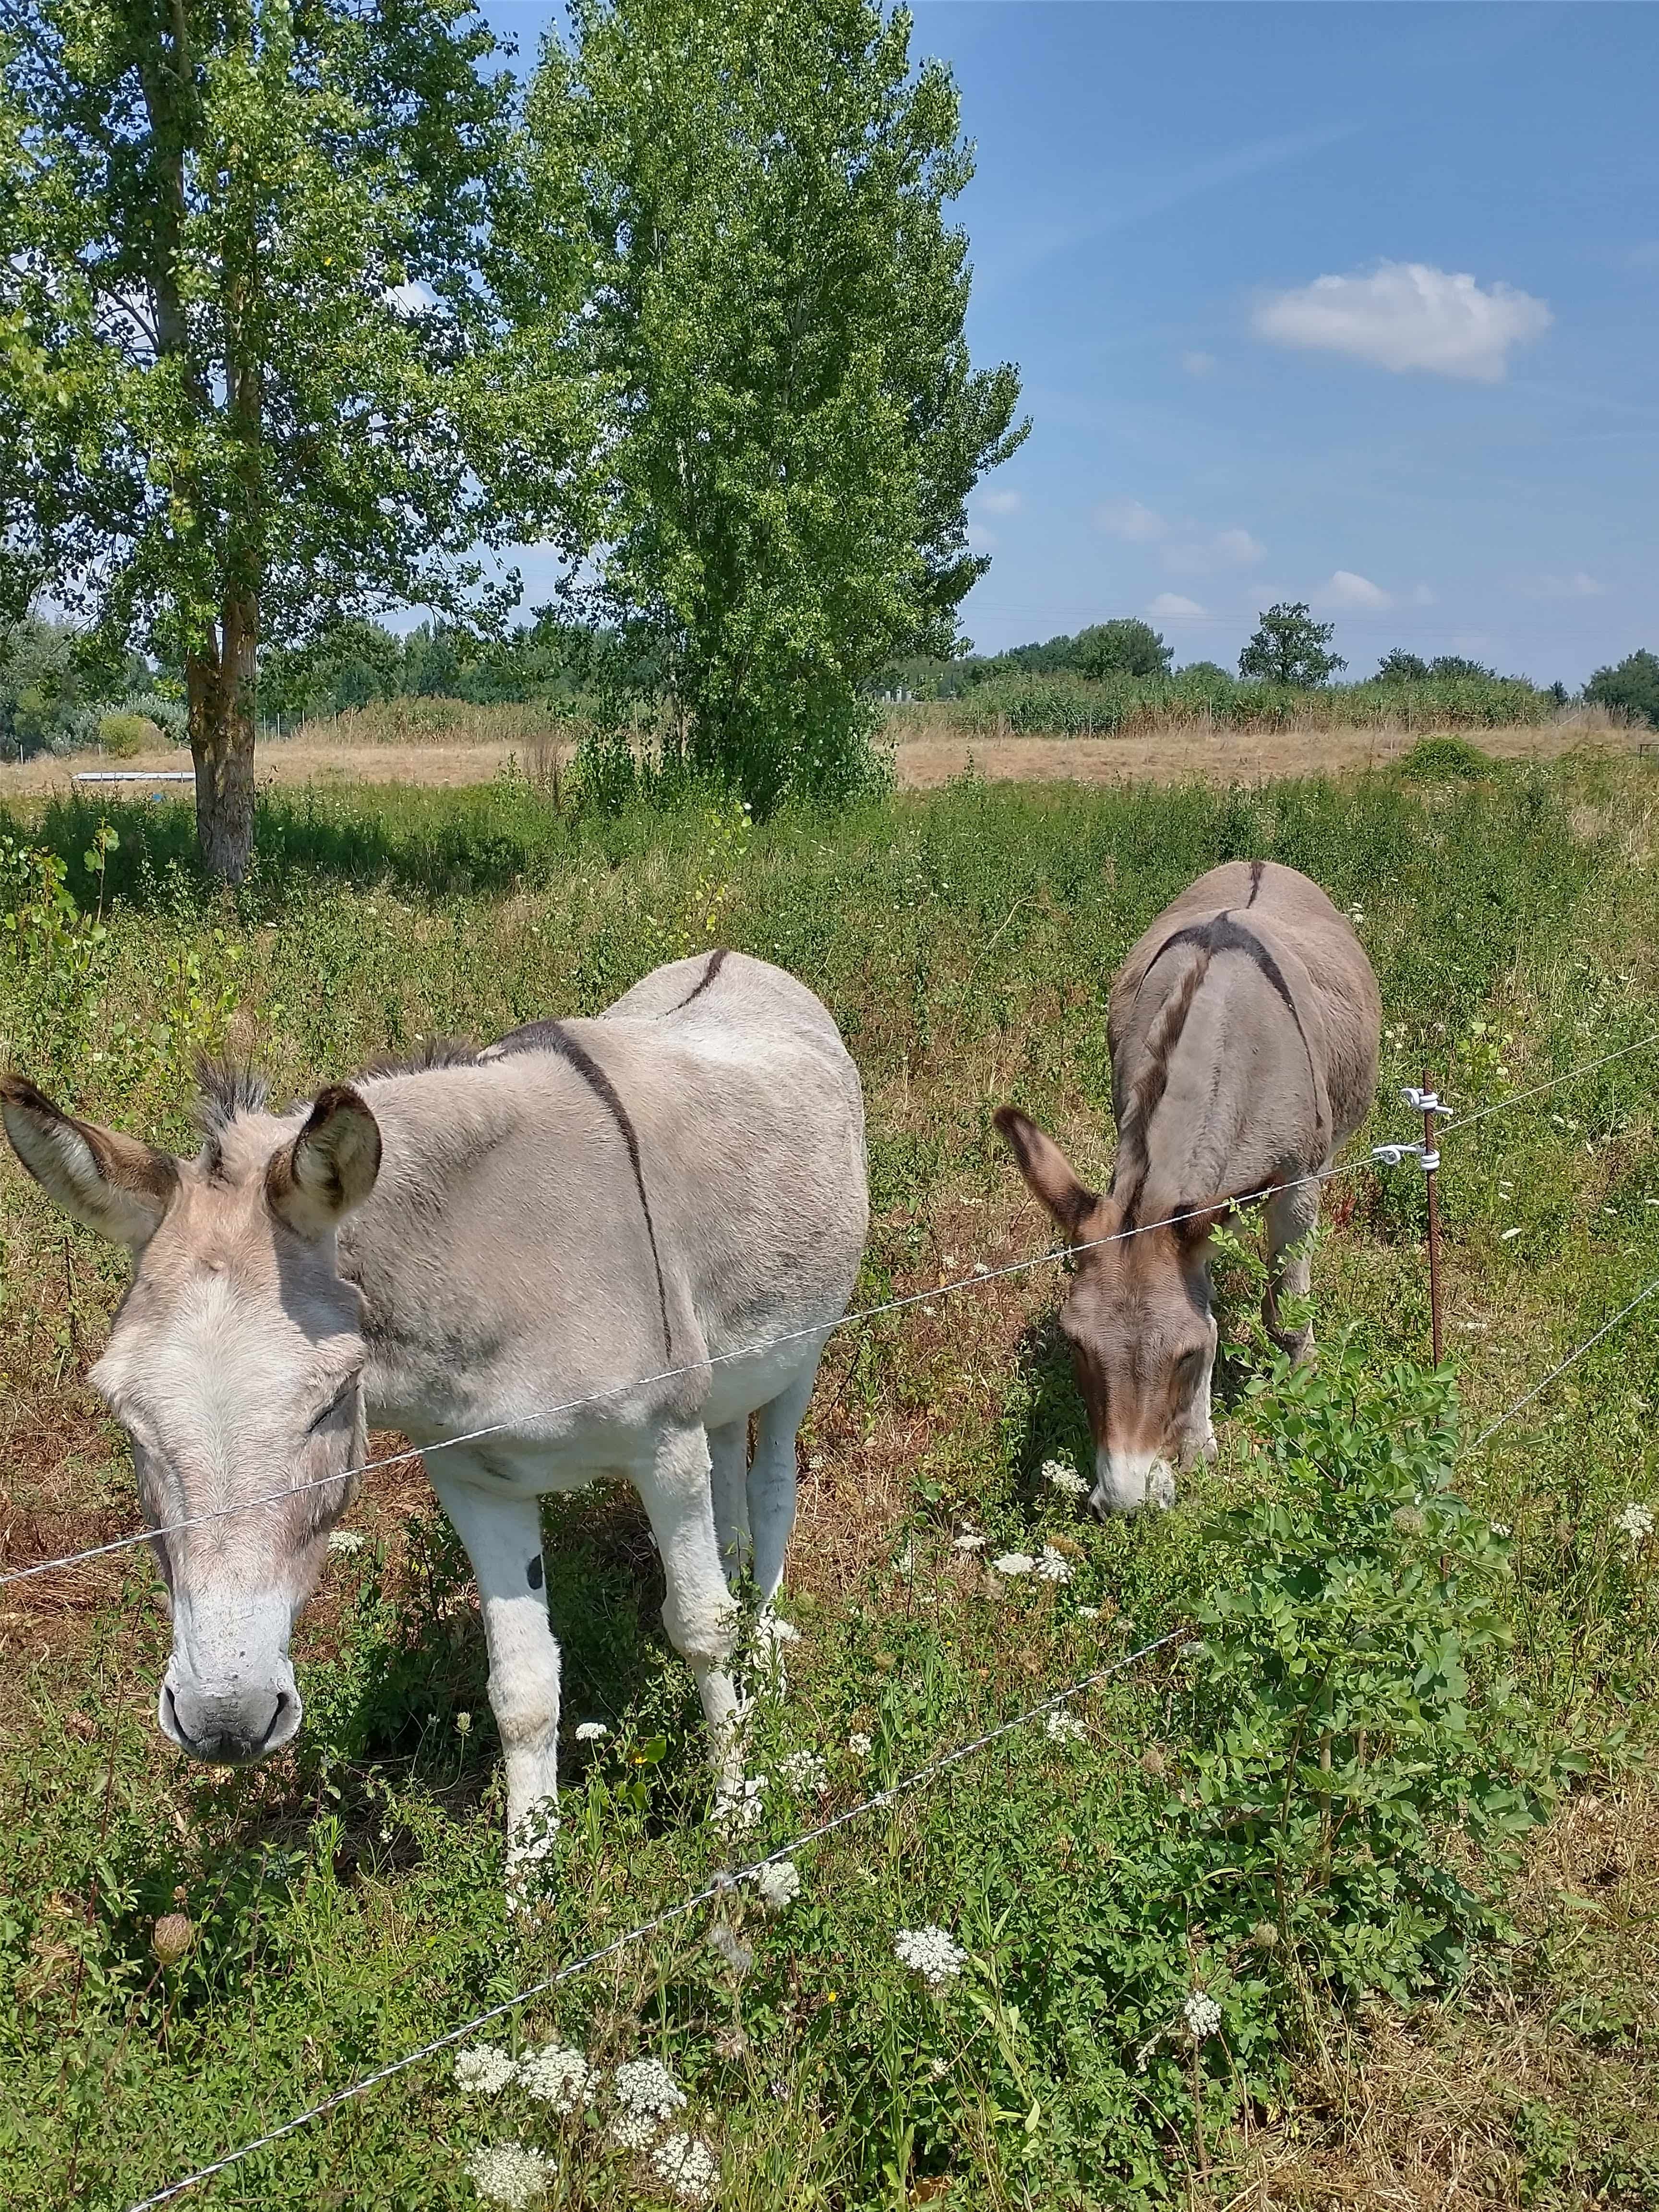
[2, 1070, 382, 1764]
[995, 1107, 1217, 1514]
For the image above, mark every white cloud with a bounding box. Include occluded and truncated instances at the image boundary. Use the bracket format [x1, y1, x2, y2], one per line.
[1182, 350, 1216, 377]
[1164, 528, 1265, 576]
[1253, 261, 1551, 383]
[968, 522, 998, 552]
[383, 280, 437, 318]
[1096, 498, 1167, 541]
[1530, 571, 1603, 599]
[1319, 569, 1392, 611]
[978, 488, 1022, 516]
[1148, 593, 1205, 619]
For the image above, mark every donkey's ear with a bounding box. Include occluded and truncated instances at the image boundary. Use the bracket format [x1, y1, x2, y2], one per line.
[993, 1106, 1100, 1240]
[266, 1084, 381, 1240]
[0, 1075, 178, 1248]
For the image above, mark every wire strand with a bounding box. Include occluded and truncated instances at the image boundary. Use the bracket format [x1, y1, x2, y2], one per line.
[1, 1156, 1383, 1591]
[1468, 1274, 1659, 1449]
[122, 1628, 1183, 2212]
[1445, 1031, 1659, 1134]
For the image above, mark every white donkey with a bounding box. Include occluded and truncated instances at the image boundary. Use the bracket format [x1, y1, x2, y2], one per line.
[1, 950, 868, 1872]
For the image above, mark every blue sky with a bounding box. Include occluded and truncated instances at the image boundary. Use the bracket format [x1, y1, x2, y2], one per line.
[481, 2, 1659, 684]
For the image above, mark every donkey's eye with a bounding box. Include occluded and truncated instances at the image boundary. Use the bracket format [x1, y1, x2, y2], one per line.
[307, 1380, 357, 1435]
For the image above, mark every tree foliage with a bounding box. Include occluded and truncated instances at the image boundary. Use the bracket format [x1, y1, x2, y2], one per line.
[1072, 618, 1171, 681]
[0, 0, 575, 877]
[1587, 649, 1659, 730]
[1239, 603, 1346, 687]
[526, 0, 1027, 813]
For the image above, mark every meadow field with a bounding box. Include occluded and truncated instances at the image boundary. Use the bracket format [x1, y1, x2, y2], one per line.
[2, 747, 1658, 2209]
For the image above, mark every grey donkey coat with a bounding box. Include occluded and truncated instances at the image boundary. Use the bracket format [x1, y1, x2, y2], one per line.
[0, 950, 868, 1882]
[997, 860, 1381, 1513]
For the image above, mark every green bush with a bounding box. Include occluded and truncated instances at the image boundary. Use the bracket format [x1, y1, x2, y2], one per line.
[1586, 649, 1659, 730]
[1397, 733, 1496, 782]
[96, 712, 162, 758]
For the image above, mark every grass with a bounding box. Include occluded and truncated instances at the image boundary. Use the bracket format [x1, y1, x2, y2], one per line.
[1, 752, 1658, 2209]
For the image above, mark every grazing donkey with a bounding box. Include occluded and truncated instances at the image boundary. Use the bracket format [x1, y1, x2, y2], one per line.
[996, 860, 1379, 1515]
[1, 951, 867, 1873]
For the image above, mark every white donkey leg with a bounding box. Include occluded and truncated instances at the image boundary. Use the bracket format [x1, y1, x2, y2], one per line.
[749, 1352, 821, 1608]
[638, 1422, 742, 1779]
[428, 1464, 562, 1873]
[1265, 1174, 1322, 1362]
[707, 1416, 752, 1591]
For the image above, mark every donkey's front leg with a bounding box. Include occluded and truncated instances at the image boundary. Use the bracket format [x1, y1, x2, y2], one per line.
[638, 1423, 742, 1784]
[1265, 1174, 1322, 1363]
[428, 1465, 561, 1874]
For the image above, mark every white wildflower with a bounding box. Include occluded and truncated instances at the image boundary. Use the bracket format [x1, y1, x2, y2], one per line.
[847, 1731, 873, 1757]
[1616, 1501, 1654, 1542]
[650, 2133, 719, 2205]
[327, 1528, 365, 1555]
[455, 1711, 472, 1735]
[892, 1545, 915, 1577]
[894, 1925, 968, 1988]
[1077, 1605, 1100, 1621]
[610, 2056, 686, 2149]
[753, 1859, 802, 1912]
[1183, 1991, 1223, 2042]
[1044, 1710, 1085, 1743]
[991, 1552, 1035, 1578]
[712, 1775, 767, 1833]
[455, 2043, 517, 2097]
[1041, 1458, 1088, 1498]
[1489, 1521, 1512, 1539]
[574, 1720, 609, 1743]
[517, 2043, 591, 2114]
[973, 1260, 992, 1276]
[777, 1749, 828, 1794]
[1034, 1546, 1074, 1584]
[952, 1530, 986, 1553]
[463, 2141, 551, 2207]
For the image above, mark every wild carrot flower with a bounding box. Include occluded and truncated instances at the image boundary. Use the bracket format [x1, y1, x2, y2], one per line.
[1044, 1710, 1085, 1742]
[1034, 1546, 1073, 1584]
[574, 1720, 608, 1743]
[610, 2056, 687, 2150]
[952, 1530, 986, 1552]
[651, 2133, 719, 2204]
[1617, 1501, 1654, 1542]
[1042, 1458, 1088, 1498]
[847, 1731, 873, 1756]
[327, 1528, 366, 1555]
[455, 2044, 517, 2097]
[1183, 1991, 1222, 2042]
[894, 1925, 968, 1987]
[777, 1749, 828, 1793]
[517, 2043, 591, 2114]
[753, 1859, 802, 1911]
[463, 2142, 551, 2206]
[991, 1552, 1035, 1578]
[1076, 1604, 1101, 1621]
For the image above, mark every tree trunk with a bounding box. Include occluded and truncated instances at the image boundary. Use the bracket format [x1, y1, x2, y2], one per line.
[188, 594, 258, 884]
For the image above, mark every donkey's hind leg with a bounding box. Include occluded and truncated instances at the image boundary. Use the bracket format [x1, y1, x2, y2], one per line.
[708, 1417, 751, 1591]
[639, 1422, 743, 1783]
[1265, 1171, 1322, 1362]
[748, 1348, 825, 1610]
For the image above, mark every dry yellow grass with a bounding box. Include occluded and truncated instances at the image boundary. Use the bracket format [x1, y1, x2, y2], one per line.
[0, 704, 1642, 808]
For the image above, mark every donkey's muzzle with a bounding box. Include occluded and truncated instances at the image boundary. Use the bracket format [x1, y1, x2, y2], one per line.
[160, 1674, 302, 1765]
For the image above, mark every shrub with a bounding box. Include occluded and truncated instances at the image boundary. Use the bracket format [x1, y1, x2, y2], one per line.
[96, 712, 162, 758]
[1397, 733, 1495, 782]
[1586, 649, 1659, 730]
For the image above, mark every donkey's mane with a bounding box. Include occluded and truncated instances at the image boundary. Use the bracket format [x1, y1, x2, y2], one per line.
[356, 1037, 481, 1080]
[1111, 947, 1215, 1226]
[194, 1057, 270, 1131]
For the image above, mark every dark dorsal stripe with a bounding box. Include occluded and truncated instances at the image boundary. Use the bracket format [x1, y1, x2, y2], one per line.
[666, 947, 729, 1012]
[488, 1019, 673, 1358]
[1247, 860, 1264, 907]
[1118, 908, 1322, 1223]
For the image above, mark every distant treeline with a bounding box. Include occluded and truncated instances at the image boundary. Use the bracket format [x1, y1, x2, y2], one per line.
[6, 613, 1659, 762]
